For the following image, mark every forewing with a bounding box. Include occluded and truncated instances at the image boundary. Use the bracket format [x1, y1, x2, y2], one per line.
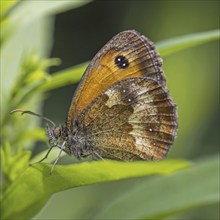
[67, 30, 166, 130]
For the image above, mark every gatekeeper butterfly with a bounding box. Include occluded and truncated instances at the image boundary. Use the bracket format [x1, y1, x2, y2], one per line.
[12, 30, 177, 173]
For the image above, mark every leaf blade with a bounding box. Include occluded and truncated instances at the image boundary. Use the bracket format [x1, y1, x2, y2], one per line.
[1, 159, 190, 219]
[157, 29, 220, 56]
[94, 157, 219, 219]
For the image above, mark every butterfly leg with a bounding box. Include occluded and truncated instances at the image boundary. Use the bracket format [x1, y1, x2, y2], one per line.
[30, 145, 55, 166]
[93, 151, 105, 160]
[50, 141, 66, 174]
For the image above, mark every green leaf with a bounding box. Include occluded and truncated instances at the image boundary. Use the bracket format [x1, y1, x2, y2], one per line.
[1, 55, 58, 145]
[0, 0, 18, 17]
[157, 29, 220, 56]
[1, 159, 190, 219]
[1, 143, 31, 192]
[39, 62, 88, 92]
[94, 157, 219, 219]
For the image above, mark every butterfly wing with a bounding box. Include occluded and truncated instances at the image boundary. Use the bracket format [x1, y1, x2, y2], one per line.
[79, 77, 177, 160]
[67, 30, 166, 130]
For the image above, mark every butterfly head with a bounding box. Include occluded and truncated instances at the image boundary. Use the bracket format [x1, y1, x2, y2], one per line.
[46, 124, 65, 148]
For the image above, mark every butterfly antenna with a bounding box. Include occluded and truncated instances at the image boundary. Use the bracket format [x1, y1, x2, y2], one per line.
[10, 109, 56, 127]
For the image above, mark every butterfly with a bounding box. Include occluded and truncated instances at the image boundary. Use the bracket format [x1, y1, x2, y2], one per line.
[13, 30, 177, 172]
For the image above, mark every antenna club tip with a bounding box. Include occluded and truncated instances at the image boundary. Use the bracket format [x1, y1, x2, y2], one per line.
[10, 109, 25, 115]
[10, 109, 56, 126]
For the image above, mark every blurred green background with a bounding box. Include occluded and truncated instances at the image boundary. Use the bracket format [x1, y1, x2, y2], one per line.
[1, 0, 219, 219]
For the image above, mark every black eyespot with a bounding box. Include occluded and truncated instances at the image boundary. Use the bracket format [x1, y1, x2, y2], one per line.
[115, 55, 129, 69]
